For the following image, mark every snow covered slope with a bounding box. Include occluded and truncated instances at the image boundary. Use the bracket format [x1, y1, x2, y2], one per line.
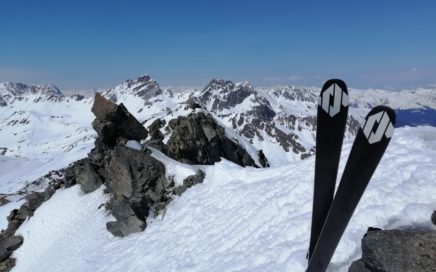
[8, 126, 436, 272]
[0, 82, 95, 159]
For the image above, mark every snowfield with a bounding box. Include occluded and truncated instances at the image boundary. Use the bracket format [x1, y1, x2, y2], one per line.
[7, 126, 436, 272]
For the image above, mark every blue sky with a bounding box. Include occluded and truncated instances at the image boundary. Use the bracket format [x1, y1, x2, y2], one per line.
[1, 0, 435, 90]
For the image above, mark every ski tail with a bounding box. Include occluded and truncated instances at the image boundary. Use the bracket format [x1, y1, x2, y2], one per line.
[307, 106, 396, 272]
[308, 79, 349, 260]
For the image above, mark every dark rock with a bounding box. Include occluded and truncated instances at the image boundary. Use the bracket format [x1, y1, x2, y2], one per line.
[148, 119, 165, 141]
[182, 97, 202, 111]
[6, 210, 17, 223]
[0, 197, 10, 207]
[15, 205, 28, 221]
[0, 257, 15, 272]
[0, 248, 11, 263]
[105, 146, 170, 236]
[349, 228, 436, 272]
[106, 200, 146, 237]
[431, 211, 436, 226]
[183, 170, 205, 188]
[200, 79, 254, 111]
[147, 119, 167, 152]
[174, 170, 205, 196]
[91, 93, 148, 146]
[72, 159, 102, 193]
[0, 236, 23, 251]
[1, 220, 22, 238]
[257, 150, 269, 167]
[25, 192, 44, 213]
[164, 112, 260, 167]
[348, 260, 372, 272]
[91, 93, 117, 121]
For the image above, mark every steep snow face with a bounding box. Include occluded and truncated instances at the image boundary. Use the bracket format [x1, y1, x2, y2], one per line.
[9, 126, 436, 272]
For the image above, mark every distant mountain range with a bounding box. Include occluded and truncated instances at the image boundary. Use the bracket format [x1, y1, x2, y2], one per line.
[1, 75, 435, 166]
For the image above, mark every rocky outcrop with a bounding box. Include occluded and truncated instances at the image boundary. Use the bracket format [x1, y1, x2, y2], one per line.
[148, 111, 268, 167]
[163, 112, 260, 167]
[72, 159, 103, 193]
[349, 227, 436, 272]
[91, 93, 148, 146]
[63, 94, 173, 236]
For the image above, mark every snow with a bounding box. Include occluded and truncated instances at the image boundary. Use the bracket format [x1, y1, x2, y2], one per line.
[8, 126, 436, 272]
[149, 147, 199, 186]
[125, 140, 142, 151]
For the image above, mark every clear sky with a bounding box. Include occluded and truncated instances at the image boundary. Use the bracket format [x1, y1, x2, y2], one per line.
[1, 0, 435, 90]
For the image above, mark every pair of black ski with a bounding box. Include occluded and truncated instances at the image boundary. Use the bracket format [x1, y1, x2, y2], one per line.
[307, 79, 396, 271]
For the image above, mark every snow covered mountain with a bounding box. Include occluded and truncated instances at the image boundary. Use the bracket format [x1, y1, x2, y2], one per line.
[2, 76, 435, 164]
[0, 75, 435, 271]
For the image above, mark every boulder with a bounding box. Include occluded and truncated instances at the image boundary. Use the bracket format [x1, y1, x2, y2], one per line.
[0, 236, 23, 251]
[105, 146, 170, 236]
[72, 159, 102, 193]
[349, 228, 436, 272]
[106, 200, 146, 237]
[91, 93, 148, 146]
[91, 92, 117, 121]
[0, 248, 11, 263]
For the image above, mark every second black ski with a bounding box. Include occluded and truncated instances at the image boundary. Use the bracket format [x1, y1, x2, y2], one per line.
[307, 106, 396, 272]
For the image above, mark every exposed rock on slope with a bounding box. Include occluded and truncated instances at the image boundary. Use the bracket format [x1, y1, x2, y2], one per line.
[0, 170, 71, 272]
[68, 94, 170, 237]
[77, 93, 268, 234]
[92, 93, 148, 146]
[105, 146, 169, 237]
[148, 112, 269, 167]
[349, 227, 436, 272]
[198, 79, 316, 159]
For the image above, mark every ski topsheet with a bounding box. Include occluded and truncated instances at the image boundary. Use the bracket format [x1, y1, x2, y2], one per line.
[308, 79, 349, 260]
[307, 106, 396, 272]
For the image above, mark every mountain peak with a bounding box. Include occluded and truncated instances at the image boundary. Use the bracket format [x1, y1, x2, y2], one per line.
[0, 82, 63, 97]
[202, 79, 235, 93]
[0, 82, 63, 106]
[107, 74, 162, 100]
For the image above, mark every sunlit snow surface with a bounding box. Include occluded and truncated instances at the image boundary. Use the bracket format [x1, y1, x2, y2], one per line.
[6, 126, 436, 272]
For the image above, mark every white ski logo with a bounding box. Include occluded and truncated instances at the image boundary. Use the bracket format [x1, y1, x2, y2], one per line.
[318, 83, 349, 117]
[362, 111, 395, 144]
